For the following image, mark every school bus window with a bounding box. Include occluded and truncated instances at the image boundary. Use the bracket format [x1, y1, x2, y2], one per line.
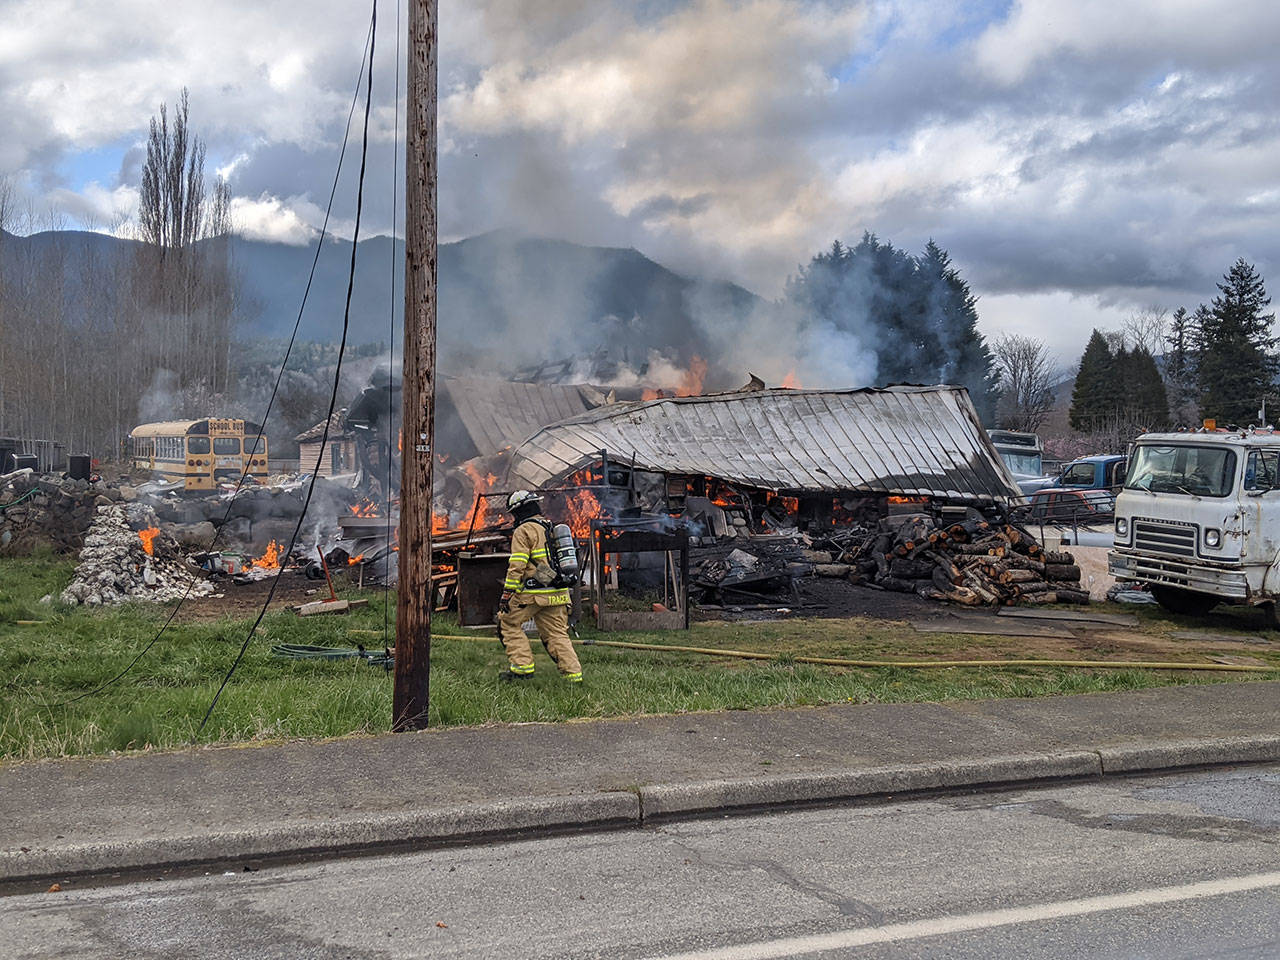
[213, 438, 240, 455]
[245, 436, 265, 455]
[187, 437, 211, 455]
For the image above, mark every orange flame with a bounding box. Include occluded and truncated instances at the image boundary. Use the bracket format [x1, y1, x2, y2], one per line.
[676, 355, 707, 396]
[349, 501, 378, 517]
[460, 461, 499, 531]
[562, 468, 606, 538]
[641, 355, 708, 402]
[251, 540, 282, 570]
[766, 492, 799, 512]
[780, 370, 800, 388]
[347, 553, 365, 566]
[137, 527, 159, 556]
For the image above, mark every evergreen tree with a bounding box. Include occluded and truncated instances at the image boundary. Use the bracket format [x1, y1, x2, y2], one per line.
[1069, 329, 1114, 431]
[1164, 306, 1199, 424]
[1128, 345, 1170, 428]
[916, 241, 1000, 423]
[1198, 259, 1277, 424]
[1069, 332, 1168, 431]
[784, 234, 1000, 420]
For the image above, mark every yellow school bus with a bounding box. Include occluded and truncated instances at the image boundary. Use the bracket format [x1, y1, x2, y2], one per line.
[130, 418, 268, 492]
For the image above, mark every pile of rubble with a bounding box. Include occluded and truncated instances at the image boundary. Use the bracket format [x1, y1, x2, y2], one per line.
[846, 514, 1087, 606]
[60, 504, 214, 606]
[0, 473, 101, 556]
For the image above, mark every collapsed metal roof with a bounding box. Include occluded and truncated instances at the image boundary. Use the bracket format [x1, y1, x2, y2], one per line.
[506, 385, 1020, 503]
[437, 376, 610, 458]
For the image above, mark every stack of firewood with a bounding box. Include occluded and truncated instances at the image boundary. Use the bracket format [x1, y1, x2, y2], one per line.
[847, 515, 1089, 606]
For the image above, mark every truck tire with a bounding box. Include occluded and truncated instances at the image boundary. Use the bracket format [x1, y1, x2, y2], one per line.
[1150, 585, 1219, 616]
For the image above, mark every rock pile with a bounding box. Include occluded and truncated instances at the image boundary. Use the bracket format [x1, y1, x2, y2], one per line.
[0, 475, 101, 556]
[60, 504, 215, 606]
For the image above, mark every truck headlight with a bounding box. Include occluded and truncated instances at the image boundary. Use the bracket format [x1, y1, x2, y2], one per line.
[1115, 517, 1128, 537]
[1205, 528, 1221, 548]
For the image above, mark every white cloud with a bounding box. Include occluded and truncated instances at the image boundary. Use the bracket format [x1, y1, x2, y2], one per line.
[228, 194, 317, 245]
[973, 0, 1280, 84]
[4, 0, 1280, 363]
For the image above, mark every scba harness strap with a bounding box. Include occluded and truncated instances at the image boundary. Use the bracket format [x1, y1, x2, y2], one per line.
[527, 518, 579, 589]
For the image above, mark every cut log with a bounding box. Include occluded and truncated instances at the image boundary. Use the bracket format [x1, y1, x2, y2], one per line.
[1044, 563, 1082, 582]
[934, 556, 964, 583]
[962, 576, 1002, 606]
[890, 559, 934, 580]
[999, 568, 1038, 584]
[939, 585, 985, 606]
[1053, 588, 1091, 604]
[932, 565, 962, 592]
[1000, 555, 1046, 574]
[1013, 581, 1055, 596]
[1042, 550, 1074, 565]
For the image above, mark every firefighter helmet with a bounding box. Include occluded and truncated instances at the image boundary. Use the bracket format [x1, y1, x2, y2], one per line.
[506, 490, 542, 513]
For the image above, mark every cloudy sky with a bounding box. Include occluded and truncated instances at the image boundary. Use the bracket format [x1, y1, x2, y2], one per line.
[3, 0, 1280, 363]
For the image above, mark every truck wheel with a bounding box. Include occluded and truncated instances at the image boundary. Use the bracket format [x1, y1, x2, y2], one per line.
[1150, 585, 1219, 616]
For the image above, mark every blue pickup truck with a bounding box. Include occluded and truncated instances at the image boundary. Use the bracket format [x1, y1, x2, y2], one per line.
[1055, 454, 1127, 492]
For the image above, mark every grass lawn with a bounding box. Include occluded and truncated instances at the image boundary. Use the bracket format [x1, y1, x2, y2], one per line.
[2, 555, 1277, 761]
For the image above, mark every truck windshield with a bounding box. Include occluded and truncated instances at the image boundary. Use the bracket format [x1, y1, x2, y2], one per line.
[1125, 444, 1236, 498]
[1000, 452, 1043, 475]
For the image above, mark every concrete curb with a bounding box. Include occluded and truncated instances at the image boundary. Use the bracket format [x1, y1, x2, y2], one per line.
[7, 736, 1280, 888]
[0, 791, 639, 887]
[1097, 735, 1280, 774]
[637, 751, 1102, 820]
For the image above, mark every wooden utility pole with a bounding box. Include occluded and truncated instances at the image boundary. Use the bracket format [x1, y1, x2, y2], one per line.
[394, 0, 437, 731]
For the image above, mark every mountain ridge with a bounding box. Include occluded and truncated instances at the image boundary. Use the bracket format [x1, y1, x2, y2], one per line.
[0, 228, 765, 381]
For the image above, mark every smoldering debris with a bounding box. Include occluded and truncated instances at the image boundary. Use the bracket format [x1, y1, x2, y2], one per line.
[60, 504, 215, 606]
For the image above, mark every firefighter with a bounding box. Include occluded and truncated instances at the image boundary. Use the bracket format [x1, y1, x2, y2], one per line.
[497, 490, 583, 683]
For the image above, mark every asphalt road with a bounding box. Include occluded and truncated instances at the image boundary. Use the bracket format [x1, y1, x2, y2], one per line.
[5, 764, 1280, 959]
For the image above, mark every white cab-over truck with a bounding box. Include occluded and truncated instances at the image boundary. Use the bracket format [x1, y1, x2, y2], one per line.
[1109, 430, 1280, 618]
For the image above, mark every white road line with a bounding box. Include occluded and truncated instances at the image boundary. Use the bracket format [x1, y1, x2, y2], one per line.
[645, 870, 1280, 960]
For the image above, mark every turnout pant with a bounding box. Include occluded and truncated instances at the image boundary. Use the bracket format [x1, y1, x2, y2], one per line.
[498, 598, 582, 677]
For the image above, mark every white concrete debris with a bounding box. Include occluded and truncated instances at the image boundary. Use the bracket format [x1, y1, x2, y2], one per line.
[60, 504, 214, 606]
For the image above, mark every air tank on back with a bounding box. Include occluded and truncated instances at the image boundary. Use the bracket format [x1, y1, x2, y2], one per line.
[550, 523, 580, 581]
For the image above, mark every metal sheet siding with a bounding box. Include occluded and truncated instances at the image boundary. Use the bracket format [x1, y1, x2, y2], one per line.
[505, 385, 1020, 502]
[440, 378, 599, 457]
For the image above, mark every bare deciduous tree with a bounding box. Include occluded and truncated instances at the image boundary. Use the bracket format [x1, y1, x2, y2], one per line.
[0, 94, 243, 460]
[1122, 306, 1169, 355]
[993, 333, 1058, 433]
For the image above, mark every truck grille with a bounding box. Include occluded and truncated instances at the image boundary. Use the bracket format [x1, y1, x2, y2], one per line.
[1133, 519, 1197, 558]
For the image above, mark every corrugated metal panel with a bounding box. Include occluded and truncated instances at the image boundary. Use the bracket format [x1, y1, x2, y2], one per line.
[439, 377, 600, 457]
[505, 385, 1020, 503]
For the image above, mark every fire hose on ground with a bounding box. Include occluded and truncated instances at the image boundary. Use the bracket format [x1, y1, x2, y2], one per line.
[425, 633, 1277, 674]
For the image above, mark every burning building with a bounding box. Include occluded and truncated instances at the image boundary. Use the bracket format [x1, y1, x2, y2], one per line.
[505, 384, 1020, 517]
[498, 385, 1085, 610]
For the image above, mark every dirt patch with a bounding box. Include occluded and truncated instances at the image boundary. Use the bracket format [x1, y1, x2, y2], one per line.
[174, 569, 374, 622]
[799, 579, 953, 622]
